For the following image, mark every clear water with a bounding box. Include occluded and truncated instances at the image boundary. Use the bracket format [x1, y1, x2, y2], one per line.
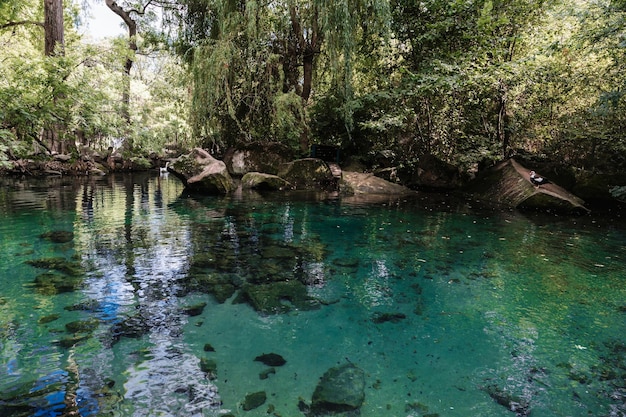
[0, 173, 625, 417]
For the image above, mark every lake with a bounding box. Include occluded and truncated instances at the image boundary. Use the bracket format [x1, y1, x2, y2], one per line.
[0, 172, 625, 417]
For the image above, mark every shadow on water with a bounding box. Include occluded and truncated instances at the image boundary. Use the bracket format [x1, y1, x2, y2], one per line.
[0, 173, 625, 417]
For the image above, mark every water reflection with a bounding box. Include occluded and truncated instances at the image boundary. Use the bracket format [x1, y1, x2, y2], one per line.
[0, 174, 625, 417]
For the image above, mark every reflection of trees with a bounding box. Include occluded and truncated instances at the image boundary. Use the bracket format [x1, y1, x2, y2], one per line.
[73, 173, 220, 414]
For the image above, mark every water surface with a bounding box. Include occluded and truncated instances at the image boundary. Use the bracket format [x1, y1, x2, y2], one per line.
[0, 173, 625, 417]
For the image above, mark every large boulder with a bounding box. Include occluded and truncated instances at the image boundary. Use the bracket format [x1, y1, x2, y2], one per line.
[399, 153, 463, 190]
[278, 158, 338, 191]
[467, 159, 589, 214]
[310, 363, 366, 416]
[341, 171, 415, 196]
[169, 148, 235, 194]
[223, 142, 296, 176]
[241, 172, 294, 191]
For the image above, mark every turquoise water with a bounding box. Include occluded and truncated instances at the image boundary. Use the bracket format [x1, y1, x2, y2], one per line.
[0, 173, 625, 417]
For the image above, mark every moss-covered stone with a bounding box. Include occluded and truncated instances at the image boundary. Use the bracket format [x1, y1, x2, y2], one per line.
[169, 148, 235, 194]
[39, 230, 74, 243]
[38, 314, 61, 324]
[182, 302, 207, 317]
[200, 357, 217, 379]
[242, 391, 267, 411]
[26, 257, 84, 276]
[234, 281, 319, 314]
[278, 158, 338, 191]
[311, 363, 366, 415]
[65, 318, 99, 334]
[241, 172, 294, 191]
[33, 272, 82, 295]
[254, 353, 286, 366]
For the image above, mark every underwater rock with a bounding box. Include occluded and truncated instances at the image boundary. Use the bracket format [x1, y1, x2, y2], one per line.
[242, 391, 267, 411]
[254, 353, 286, 367]
[33, 272, 82, 295]
[39, 230, 74, 243]
[57, 334, 91, 348]
[234, 281, 319, 314]
[332, 258, 360, 268]
[482, 384, 530, 417]
[259, 367, 276, 380]
[371, 312, 407, 324]
[310, 363, 366, 415]
[38, 314, 61, 324]
[200, 357, 218, 380]
[203, 343, 215, 352]
[65, 318, 99, 334]
[182, 302, 207, 317]
[186, 271, 239, 302]
[26, 257, 84, 276]
[109, 315, 150, 345]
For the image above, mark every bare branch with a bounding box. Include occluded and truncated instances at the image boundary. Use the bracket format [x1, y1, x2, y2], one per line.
[0, 20, 45, 30]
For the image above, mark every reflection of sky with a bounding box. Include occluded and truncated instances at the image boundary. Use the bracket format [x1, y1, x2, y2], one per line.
[72, 177, 219, 413]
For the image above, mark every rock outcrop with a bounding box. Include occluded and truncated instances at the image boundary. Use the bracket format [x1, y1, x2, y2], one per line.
[341, 171, 415, 196]
[468, 159, 589, 213]
[168, 148, 235, 194]
[278, 158, 338, 191]
[223, 142, 296, 176]
[241, 172, 294, 191]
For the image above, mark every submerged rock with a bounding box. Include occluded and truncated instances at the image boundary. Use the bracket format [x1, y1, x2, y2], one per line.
[39, 230, 74, 243]
[310, 363, 366, 416]
[182, 302, 207, 317]
[482, 384, 530, 417]
[234, 281, 319, 314]
[254, 353, 286, 367]
[26, 257, 84, 276]
[33, 272, 82, 295]
[242, 391, 267, 411]
[371, 312, 407, 324]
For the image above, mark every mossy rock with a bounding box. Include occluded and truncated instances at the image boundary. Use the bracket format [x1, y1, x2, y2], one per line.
[182, 302, 207, 317]
[278, 158, 338, 191]
[169, 148, 235, 194]
[311, 363, 366, 415]
[241, 172, 294, 191]
[33, 272, 82, 295]
[39, 230, 74, 243]
[26, 257, 84, 277]
[223, 141, 296, 176]
[65, 318, 99, 334]
[38, 314, 61, 324]
[243, 391, 267, 411]
[200, 357, 217, 378]
[234, 281, 319, 314]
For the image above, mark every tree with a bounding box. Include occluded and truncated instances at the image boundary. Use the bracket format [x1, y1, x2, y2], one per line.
[179, 0, 390, 153]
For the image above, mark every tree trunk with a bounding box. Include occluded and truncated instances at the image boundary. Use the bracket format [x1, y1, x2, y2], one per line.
[43, 0, 65, 154]
[105, 0, 138, 127]
[44, 0, 64, 56]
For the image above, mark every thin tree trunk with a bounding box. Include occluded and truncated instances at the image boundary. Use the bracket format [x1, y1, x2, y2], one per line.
[105, 0, 138, 126]
[43, 0, 65, 154]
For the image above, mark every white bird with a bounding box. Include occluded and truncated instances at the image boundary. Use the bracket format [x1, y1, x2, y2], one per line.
[160, 161, 170, 174]
[529, 170, 548, 187]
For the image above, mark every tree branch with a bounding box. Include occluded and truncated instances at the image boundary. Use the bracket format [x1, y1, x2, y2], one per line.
[0, 20, 45, 30]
